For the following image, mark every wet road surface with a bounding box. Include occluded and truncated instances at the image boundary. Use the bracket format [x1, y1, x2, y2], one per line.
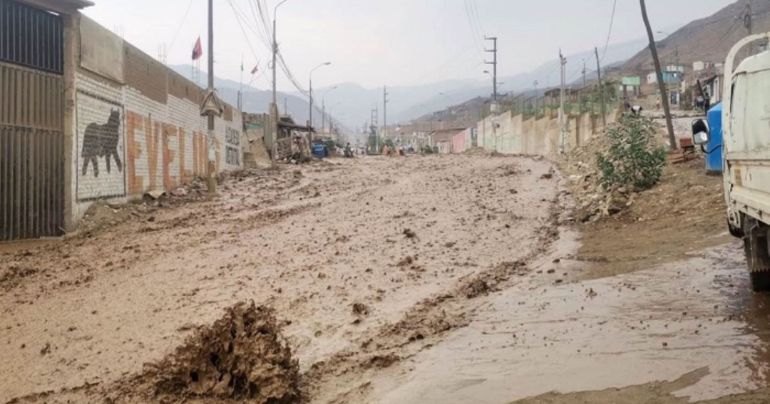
[1, 155, 769, 403]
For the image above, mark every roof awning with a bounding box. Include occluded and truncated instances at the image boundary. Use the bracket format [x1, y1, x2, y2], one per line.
[21, 0, 94, 14]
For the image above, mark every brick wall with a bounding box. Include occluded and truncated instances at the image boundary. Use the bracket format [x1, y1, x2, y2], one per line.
[71, 21, 243, 223]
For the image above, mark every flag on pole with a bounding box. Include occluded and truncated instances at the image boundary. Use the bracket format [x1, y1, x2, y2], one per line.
[191, 37, 202, 60]
[250, 64, 259, 75]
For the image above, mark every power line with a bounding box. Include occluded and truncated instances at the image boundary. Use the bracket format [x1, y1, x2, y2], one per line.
[601, 0, 617, 62]
[168, 0, 195, 51]
[226, 0, 263, 63]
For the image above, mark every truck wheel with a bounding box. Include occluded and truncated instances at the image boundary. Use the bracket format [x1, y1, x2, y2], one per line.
[743, 218, 770, 292]
[750, 272, 770, 292]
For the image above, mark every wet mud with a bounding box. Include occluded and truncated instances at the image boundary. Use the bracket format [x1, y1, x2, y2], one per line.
[3, 154, 770, 404]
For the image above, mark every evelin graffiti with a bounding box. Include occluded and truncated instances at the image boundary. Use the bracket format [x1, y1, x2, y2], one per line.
[125, 110, 215, 196]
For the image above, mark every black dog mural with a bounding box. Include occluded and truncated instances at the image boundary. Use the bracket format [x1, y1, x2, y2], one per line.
[81, 108, 122, 177]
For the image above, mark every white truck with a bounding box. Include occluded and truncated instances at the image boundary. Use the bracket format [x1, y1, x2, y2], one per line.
[694, 33, 770, 291]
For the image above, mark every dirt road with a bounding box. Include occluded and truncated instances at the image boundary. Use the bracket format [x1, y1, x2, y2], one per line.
[1, 154, 769, 403]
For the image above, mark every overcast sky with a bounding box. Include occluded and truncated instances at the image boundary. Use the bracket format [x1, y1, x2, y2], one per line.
[83, 0, 735, 92]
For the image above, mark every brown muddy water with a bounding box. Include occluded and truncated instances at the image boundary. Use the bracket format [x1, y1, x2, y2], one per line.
[2, 155, 769, 403]
[361, 242, 770, 403]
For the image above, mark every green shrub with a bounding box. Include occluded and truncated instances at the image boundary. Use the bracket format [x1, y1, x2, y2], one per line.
[596, 115, 666, 191]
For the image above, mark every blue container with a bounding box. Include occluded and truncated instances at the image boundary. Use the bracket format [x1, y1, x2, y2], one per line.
[312, 143, 328, 158]
[705, 102, 723, 173]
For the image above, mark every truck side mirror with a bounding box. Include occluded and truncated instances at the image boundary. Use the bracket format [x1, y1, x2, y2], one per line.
[692, 119, 710, 146]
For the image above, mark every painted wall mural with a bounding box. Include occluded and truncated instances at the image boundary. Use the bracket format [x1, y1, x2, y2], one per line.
[76, 90, 126, 201]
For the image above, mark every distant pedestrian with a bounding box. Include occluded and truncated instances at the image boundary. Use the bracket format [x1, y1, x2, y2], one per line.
[703, 90, 711, 113]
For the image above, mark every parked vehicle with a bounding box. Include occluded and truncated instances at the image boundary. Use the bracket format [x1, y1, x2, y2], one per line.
[693, 32, 770, 291]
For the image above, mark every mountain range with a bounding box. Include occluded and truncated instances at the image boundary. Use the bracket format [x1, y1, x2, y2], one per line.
[172, 0, 757, 133]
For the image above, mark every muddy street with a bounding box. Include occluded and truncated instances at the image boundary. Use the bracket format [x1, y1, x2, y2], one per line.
[2, 154, 770, 403]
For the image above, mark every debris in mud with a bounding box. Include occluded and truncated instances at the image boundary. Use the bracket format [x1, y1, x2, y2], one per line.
[141, 301, 299, 403]
[397, 256, 415, 266]
[352, 303, 370, 317]
[403, 228, 417, 239]
[499, 164, 519, 176]
[460, 278, 490, 299]
[366, 354, 399, 369]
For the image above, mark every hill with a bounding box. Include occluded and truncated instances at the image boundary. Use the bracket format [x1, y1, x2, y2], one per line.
[622, 0, 770, 73]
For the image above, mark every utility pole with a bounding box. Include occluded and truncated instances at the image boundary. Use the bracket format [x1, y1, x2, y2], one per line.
[206, 0, 216, 193]
[370, 106, 379, 153]
[284, 97, 287, 115]
[594, 47, 606, 126]
[559, 50, 567, 154]
[383, 86, 388, 141]
[271, 0, 290, 163]
[321, 99, 325, 135]
[582, 60, 587, 87]
[744, 0, 753, 57]
[640, 0, 676, 150]
[484, 36, 498, 102]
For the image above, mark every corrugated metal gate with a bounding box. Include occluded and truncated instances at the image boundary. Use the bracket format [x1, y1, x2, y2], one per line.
[0, 0, 65, 241]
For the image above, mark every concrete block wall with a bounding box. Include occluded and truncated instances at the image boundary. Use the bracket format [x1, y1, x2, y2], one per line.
[475, 109, 617, 157]
[69, 16, 243, 225]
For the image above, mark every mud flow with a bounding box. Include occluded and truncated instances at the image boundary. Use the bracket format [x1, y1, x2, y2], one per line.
[2, 155, 770, 404]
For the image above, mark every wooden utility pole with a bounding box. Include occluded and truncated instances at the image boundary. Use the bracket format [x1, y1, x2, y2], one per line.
[640, 0, 676, 150]
[594, 47, 606, 126]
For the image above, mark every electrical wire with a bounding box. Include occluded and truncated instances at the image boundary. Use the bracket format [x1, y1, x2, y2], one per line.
[168, 0, 194, 51]
[600, 0, 617, 62]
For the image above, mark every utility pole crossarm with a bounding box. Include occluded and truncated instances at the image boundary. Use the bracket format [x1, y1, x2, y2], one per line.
[484, 36, 498, 102]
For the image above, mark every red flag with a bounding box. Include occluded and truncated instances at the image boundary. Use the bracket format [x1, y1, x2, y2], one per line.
[191, 37, 202, 60]
[250, 64, 259, 75]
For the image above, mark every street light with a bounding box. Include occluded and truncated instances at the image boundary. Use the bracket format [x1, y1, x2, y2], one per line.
[271, 0, 290, 163]
[309, 61, 331, 130]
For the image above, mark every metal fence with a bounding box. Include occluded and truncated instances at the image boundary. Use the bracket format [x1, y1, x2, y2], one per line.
[0, 0, 64, 241]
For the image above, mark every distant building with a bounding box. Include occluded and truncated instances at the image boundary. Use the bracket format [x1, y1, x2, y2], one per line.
[429, 128, 466, 154]
[620, 76, 641, 98]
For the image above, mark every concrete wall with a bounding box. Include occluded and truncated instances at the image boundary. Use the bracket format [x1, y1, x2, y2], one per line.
[475, 109, 616, 157]
[451, 129, 471, 153]
[68, 15, 243, 224]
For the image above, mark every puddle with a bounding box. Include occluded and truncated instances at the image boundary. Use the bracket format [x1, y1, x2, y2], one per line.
[367, 242, 770, 403]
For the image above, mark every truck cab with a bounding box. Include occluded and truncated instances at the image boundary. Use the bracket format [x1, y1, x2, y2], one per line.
[695, 34, 770, 291]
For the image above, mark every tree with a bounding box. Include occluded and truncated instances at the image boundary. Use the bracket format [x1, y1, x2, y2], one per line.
[597, 115, 667, 191]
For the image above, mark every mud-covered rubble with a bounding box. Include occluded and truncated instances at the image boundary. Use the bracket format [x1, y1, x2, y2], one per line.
[143, 301, 299, 403]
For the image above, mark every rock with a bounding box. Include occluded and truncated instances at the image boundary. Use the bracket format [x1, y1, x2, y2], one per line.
[171, 188, 188, 197]
[144, 190, 166, 200]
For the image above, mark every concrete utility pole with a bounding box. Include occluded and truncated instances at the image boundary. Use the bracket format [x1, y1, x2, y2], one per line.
[206, 0, 216, 193]
[309, 62, 331, 133]
[271, 0, 289, 163]
[594, 47, 606, 126]
[371, 106, 379, 153]
[640, 0, 676, 150]
[484, 36, 498, 101]
[383, 86, 388, 140]
[559, 50, 567, 154]
[321, 99, 325, 134]
[582, 60, 587, 87]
